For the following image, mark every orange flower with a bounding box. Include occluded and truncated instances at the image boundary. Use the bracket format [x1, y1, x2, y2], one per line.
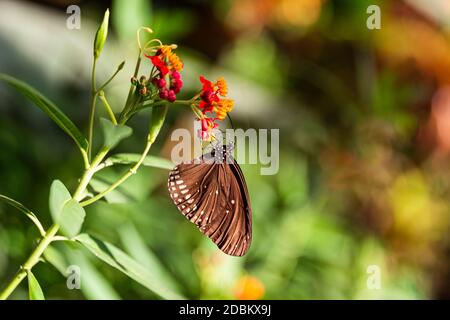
[216, 77, 228, 96]
[214, 99, 234, 120]
[234, 275, 265, 300]
[159, 45, 183, 71]
[168, 52, 183, 71]
[193, 76, 234, 140]
[198, 76, 234, 120]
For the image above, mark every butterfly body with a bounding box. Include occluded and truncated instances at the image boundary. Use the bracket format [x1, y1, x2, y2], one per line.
[168, 146, 252, 256]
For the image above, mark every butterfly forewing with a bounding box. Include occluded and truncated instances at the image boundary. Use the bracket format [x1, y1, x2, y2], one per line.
[168, 152, 252, 256]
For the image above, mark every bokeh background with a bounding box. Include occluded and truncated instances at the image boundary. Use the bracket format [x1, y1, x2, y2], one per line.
[1, 0, 450, 299]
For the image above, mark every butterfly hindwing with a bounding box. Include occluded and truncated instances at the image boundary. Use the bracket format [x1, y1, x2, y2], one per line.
[168, 151, 252, 256]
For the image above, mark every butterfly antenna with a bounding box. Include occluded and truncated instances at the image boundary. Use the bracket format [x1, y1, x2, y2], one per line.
[227, 113, 235, 130]
[226, 113, 237, 147]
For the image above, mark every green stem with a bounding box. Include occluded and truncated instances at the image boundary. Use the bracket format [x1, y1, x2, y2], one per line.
[81, 150, 90, 170]
[0, 223, 59, 300]
[191, 104, 204, 119]
[88, 58, 98, 161]
[0, 147, 110, 300]
[80, 141, 152, 207]
[97, 62, 124, 93]
[172, 99, 193, 105]
[119, 52, 142, 123]
[98, 91, 117, 125]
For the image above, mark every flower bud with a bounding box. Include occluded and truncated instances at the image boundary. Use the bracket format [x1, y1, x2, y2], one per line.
[159, 89, 169, 100]
[167, 90, 176, 102]
[94, 9, 109, 59]
[171, 71, 181, 80]
[156, 78, 166, 88]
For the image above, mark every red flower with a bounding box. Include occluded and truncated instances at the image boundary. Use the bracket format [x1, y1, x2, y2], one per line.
[197, 76, 233, 120]
[200, 76, 214, 92]
[147, 55, 169, 76]
[145, 46, 184, 102]
[198, 117, 218, 141]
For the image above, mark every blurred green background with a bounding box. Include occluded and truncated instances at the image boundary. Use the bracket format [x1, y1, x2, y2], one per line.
[1, 0, 450, 299]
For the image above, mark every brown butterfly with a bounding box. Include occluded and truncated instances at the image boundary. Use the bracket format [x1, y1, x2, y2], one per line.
[167, 144, 252, 256]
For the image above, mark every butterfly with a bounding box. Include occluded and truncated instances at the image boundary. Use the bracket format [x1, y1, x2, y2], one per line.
[167, 144, 252, 256]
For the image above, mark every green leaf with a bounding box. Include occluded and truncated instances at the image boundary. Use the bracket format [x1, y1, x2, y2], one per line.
[0, 194, 45, 236]
[59, 199, 86, 238]
[49, 180, 85, 237]
[94, 9, 110, 59]
[44, 243, 121, 299]
[105, 154, 173, 170]
[49, 180, 72, 223]
[118, 223, 180, 291]
[0, 73, 89, 153]
[75, 233, 184, 300]
[27, 270, 45, 300]
[43, 245, 68, 275]
[100, 118, 133, 149]
[66, 248, 121, 300]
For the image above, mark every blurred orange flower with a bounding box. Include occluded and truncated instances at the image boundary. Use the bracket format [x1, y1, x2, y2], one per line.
[234, 275, 265, 300]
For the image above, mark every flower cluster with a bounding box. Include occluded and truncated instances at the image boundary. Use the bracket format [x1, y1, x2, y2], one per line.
[141, 43, 234, 141]
[146, 45, 183, 102]
[196, 76, 234, 140]
[131, 75, 151, 96]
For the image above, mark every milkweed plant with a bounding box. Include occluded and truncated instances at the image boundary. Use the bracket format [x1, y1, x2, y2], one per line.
[0, 9, 235, 300]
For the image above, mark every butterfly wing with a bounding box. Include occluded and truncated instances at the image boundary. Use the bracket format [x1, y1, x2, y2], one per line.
[168, 155, 252, 256]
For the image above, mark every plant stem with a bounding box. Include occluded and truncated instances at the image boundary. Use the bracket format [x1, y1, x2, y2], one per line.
[98, 92, 117, 125]
[0, 223, 59, 300]
[119, 52, 142, 123]
[80, 141, 152, 207]
[172, 99, 193, 105]
[87, 58, 98, 161]
[96, 61, 124, 93]
[0, 147, 109, 300]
